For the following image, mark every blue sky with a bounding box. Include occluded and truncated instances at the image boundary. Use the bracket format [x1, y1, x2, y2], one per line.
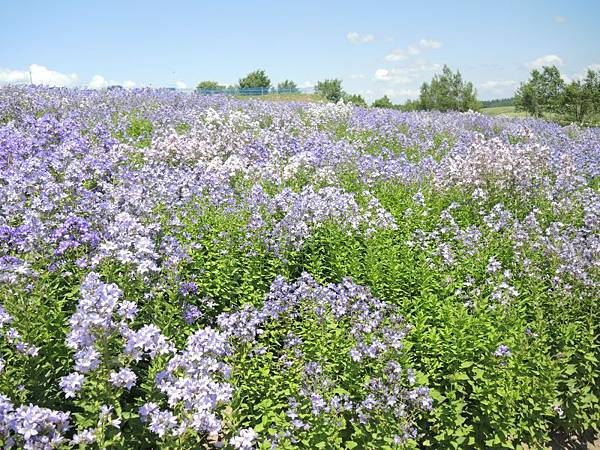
[1, 0, 599, 101]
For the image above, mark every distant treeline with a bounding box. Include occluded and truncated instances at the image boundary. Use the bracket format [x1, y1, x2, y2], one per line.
[195, 66, 481, 112]
[194, 67, 600, 123]
[480, 98, 515, 108]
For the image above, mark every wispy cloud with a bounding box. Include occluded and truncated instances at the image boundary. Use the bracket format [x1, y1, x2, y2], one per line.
[346, 32, 375, 44]
[419, 39, 442, 49]
[526, 54, 563, 69]
[385, 88, 420, 98]
[479, 80, 519, 96]
[374, 63, 442, 84]
[554, 15, 567, 23]
[298, 81, 314, 89]
[384, 38, 442, 62]
[384, 46, 420, 62]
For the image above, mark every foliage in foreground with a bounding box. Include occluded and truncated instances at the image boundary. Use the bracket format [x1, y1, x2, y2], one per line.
[0, 86, 599, 449]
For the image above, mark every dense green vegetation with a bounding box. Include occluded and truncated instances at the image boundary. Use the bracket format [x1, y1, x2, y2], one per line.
[480, 98, 515, 108]
[515, 65, 600, 124]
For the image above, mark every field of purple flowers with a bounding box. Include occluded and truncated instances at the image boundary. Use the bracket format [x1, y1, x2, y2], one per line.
[0, 86, 599, 449]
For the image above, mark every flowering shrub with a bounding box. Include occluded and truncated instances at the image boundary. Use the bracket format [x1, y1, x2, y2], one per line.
[0, 86, 599, 448]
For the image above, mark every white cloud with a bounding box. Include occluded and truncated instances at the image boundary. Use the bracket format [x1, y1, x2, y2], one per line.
[384, 88, 420, 98]
[175, 81, 187, 89]
[88, 74, 108, 89]
[554, 15, 567, 23]
[384, 46, 420, 62]
[375, 69, 393, 81]
[28, 64, 78, 86]
[87, 75, 137, 89]
[480, 80, 518, 89]
[419, 39, 442, 49]
[571, 63, 600, 81]
[298, 81, 314, 89]
[0, 67, 29, 84]
[526, 54, 563, 69]
[375, 63, 441, 84]
[384, 39, 441, 62]
[1, 64, 79, 86]
[384, 36, 394, 43]
[346, 32, 375, 44]
[479, 80, 519, 96]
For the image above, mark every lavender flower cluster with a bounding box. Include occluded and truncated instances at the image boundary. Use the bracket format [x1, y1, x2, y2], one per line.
[1, 85, 599, 448]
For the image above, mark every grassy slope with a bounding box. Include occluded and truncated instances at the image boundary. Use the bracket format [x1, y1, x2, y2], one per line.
[234, 93, 325, 103]
[480, 105, 528, 118]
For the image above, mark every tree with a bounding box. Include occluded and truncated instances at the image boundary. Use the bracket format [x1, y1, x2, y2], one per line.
[372, 95, 394, 109]
[560, 81, 588, 123]
[343, 93, 368, 107]
[582, 68, 600, 114]
[277, 80, 299, 93]
[559, 68, 600, 123]
[239, 70, 271, 91]
[400, 99, 420, 112]
[315, 79, 344, 102]
[418, 65, 479, 112]
[196, 81, 224, 92]
[515, 66, 565, 117]
[514, 81, 541, 117]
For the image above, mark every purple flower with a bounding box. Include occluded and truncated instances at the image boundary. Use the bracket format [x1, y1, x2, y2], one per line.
[59, 372, 85, 398]
[494, 344, 512, 358]
[74, 347, 101, 373]
[182, 303, 202, 324]
[230, 428, 258, 450]
[71, 428, 96, 445]
[147, 409, 178, 437]
[109, 368, 137, 390]
[179, 281, 199, 296]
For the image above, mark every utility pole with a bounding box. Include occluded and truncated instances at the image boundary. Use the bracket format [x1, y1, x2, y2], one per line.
[29, 70, 33, 84]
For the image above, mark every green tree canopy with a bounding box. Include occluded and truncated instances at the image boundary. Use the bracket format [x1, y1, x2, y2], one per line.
[239, 70, 271, 90]
[400, 99, 421, 112]
[515, 66, 565, 118]
[372, 95, 394, 109]
[196, 81, 224, 92]
[559, 68, 600, 123]
[342, 92, 368, 108]
[315, 79, 344, 102]
[343, 93, 368, 107]
[418, 65, 479, 112]
[277, 80, 299, 93]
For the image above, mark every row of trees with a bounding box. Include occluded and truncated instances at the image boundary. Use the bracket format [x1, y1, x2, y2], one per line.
[197, 70, 300, 94]
[312, 79, 392, 108]
[515, 66, 600, 123]
[195, 70, 372, 105]
[308, 66, 479, 112]
[367, 66, 480, 112]
[195, 66, 480, 112]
